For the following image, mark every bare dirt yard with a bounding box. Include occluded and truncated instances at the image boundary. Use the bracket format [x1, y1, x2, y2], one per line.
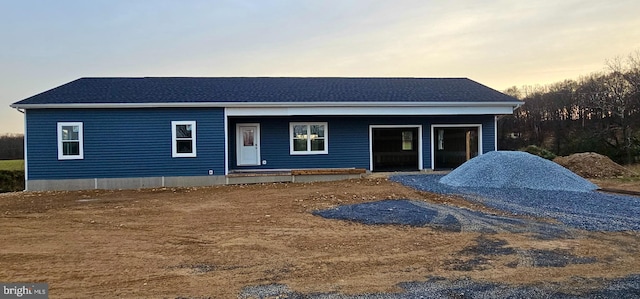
[1, 177, 639, 298]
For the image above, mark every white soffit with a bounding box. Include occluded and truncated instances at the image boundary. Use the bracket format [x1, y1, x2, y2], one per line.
[225, 106, 517, 116]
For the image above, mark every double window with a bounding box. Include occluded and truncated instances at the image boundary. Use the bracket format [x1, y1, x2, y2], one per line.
[172, 121, 197, 157]
[290, 122, 328, 155]
[57, 122, 84, 160]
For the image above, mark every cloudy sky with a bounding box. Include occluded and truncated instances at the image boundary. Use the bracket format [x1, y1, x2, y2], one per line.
[1, 0, 639, 134]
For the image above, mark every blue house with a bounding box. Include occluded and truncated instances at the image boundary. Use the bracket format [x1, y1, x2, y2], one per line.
[10, 77, 521, 191]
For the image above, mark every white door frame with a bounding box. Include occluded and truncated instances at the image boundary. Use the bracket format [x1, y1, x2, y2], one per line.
[369, 125, 423, 171]
[430, 124, 482, 169]
[236, 123, 261, 166]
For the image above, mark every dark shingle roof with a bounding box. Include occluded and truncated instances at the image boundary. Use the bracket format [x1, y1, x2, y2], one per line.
[12, 77, 519, 106]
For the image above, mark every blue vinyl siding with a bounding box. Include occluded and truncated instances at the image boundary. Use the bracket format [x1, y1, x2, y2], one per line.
[231, 117, 371, 170]
[26, 110, 497, 180]
[26, 108, 225, 180]
[230, 115, 496, 171]
[482, 116, 496, 153]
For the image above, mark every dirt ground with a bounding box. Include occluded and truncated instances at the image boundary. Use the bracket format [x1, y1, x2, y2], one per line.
[555, 153, 640, 194]
[554, 152, 638, 179]
[1, 177, 639, 298]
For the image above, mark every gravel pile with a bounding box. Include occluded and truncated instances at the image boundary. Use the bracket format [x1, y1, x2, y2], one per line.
[439, 151, 598, 192]
[554, 152, 637, 178]
[387, 150, 640, 231]
[392, 174, 640, 231]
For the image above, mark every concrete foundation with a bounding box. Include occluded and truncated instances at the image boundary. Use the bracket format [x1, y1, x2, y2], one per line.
[25, 171, 366, 191]
[292, 173, 362, 183]
[27, 178, 97, 191]
[97, 177, 163, 190]
[165, 176, 227, 187]
[226, 175, 293, 185]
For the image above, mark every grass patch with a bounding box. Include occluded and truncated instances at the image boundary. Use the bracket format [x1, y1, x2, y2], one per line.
[599, 163, 640, 182]
[626, 163, 640, 175]
[0, 170, 24, 192]
[0, 160, 24, 171]
[614, 163, 640, 182]
[0, 160, 24, 192]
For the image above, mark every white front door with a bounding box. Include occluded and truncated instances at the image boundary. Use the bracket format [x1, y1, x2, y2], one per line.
[237, 124, 260, 166]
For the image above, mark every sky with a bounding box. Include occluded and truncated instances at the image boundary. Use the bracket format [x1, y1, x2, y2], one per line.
[1, 0, 640, 134]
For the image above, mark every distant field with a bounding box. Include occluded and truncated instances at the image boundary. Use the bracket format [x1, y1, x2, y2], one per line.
[0, 159, 24, 171]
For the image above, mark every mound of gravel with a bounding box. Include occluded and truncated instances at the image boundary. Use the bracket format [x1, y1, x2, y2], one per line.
[554, 152, 637, 178]
[391, 174, 640, 231]
[439, 151, 598, 192]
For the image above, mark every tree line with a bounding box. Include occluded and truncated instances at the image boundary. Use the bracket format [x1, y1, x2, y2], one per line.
[0, 134, 24, 160]
[498, 51, 640, 164]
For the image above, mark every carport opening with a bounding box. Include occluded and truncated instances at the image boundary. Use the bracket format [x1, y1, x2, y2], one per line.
[433, 127, 479, 169]
[372, 127, 419, 172]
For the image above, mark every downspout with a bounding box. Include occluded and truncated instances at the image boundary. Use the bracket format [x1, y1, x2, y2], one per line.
[223, 108, 229, 176]
[15, 108, 28, 191]
[494, 115, 498, 151]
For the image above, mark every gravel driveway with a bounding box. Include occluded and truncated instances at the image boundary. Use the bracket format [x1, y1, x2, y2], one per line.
[390, 174, 640, 232]
[240, 275, 640, 298]
[314, 199, 572, 239]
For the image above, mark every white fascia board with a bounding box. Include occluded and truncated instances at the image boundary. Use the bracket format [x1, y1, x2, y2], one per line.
[226, 106, 517, 116]
[10, 101, 521, 110]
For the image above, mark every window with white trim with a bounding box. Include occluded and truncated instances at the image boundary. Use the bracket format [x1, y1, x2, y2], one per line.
[172, 121, 197, 157]
[57, 122, 84, 160]
[290, 122, 328, 155]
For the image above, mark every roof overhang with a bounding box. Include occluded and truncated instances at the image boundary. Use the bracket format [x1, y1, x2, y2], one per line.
[11, 101, 522, 116]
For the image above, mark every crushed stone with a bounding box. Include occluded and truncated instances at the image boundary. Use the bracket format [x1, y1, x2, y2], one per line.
[392, 174, 640, 232]
[314, 199, 572, 238]
[238, 275, 640, 298]
[439, 151, 598, 192]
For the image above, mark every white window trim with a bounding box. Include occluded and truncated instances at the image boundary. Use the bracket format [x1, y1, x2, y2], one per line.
[57, 122, 84, 160]
[289, 122, 328, 155]
[172, 121, 197, 158]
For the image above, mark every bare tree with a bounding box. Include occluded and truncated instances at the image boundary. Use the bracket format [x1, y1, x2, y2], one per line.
[606, 52, 640, 164]
[498, 50, 640, 163]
